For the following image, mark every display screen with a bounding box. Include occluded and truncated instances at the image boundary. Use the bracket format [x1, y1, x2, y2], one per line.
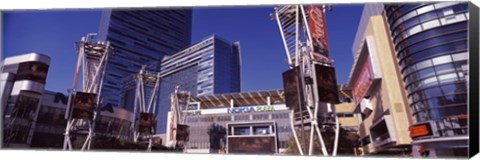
[282, 67, 305, 115]
[71, 92, 97, 120]
[409, 123, 433, 138]
[315, 64, 339, 104]
[228, 136, 276, 154]
[176, 124, 189, 141]
[16, 62, 49, 84]
[138, 112, 155, 134]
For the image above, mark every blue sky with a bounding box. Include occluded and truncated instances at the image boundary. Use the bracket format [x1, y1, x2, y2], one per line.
[2, 5, 363, 93]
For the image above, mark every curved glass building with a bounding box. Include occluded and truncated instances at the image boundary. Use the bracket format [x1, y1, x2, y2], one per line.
[385, 2, 469, 157]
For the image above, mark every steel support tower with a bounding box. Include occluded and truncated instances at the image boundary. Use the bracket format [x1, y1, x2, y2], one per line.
[63, 33, 112, 151]
[131, 66, 161, 152]
[273, 5, 340, 156]
[167, 86, 191, 151]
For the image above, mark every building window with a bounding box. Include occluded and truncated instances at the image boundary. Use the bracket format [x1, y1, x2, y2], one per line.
[253, 126, 270, 135]
[234, 127, 250, 135]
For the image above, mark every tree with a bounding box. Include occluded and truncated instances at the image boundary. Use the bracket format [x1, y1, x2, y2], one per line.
[207, 123, 227, 153]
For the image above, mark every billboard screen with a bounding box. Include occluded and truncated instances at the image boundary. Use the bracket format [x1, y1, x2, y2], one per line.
[16, 62, 49, 84]
[315, 64, 339, 104]
[176, 124, 189, 141]
[138, 112, 155, 134]
[228, 136, 276, 154]
[308, 5, 329, 61]
[71, 92, 97, 120]
[352, 59, 373, 104]
[409, 123, 433, 138]
[282, 67, 306, 117]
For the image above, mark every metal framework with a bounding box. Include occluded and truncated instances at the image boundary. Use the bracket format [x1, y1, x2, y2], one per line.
[63, 33, 112, 151]
[273, 5, 340, 156]
[131, 66, 161, 152]
[168, 86, 191, 151]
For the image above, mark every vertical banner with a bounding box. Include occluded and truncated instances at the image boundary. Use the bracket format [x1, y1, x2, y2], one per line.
[308, 5, 330, 61]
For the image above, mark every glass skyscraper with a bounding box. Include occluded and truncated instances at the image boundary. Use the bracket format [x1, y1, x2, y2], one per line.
[385, 2, 469, 157]
[97, 9, 193, 108]
[154, 35, 242, 134]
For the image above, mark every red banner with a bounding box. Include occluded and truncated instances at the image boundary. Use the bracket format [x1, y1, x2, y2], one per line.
[308, 5, 330, 61]
[352, 59, 373, 104]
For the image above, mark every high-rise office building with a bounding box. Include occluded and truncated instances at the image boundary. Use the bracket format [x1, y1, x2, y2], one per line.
[384, 2, 469, 158]
[97, 9, 192, 108]
[120, 35, 242, 135]
[156, 35, 241, 134]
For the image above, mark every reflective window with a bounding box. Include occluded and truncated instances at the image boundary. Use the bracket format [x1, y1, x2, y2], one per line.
[417, 5, 435, 14]
[253, 126, 270, 135]
[440, 14, 467, 25]
[441, 83, 467, 95]
[422, 19, 440, 30]
[416, 59, 433, 70]
[432, 55, 452, 65]
[434, 63, 456, 75]
[438, 73, 458, 83]
[452, 52, 468, 61]
[395, 21, 467, 45]
[407, 25, 422, 36]
[434, 2, 460, 9]
[439, 7, 454, 16]
[422, 76, 438, 87]
[234, 126, 250, 135]
[418, 11, 439, 22]
[403, 16, 420, 29]
[399, 4, 421, 15]
[418, 68, 436, 79]
[424, 87, 442, 98]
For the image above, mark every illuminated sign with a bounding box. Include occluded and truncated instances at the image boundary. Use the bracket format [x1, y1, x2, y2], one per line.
[409, 123, 433, 138]
[227, 105, 275, 114]
[353, 59, 373, 104]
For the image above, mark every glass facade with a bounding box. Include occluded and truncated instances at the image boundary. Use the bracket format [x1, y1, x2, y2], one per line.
[97, 9, 193, 108]
[385, 2, 469, 138]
